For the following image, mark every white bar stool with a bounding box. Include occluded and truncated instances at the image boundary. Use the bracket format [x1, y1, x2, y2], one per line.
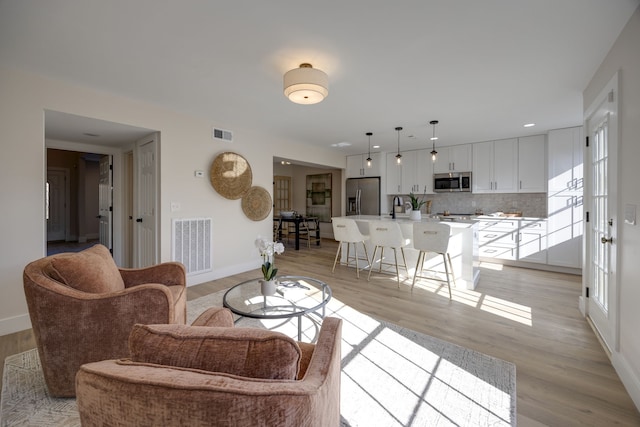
[331, 217, 370, 278]
[411, 222, 455, 299]
[367, 220, 410, 286]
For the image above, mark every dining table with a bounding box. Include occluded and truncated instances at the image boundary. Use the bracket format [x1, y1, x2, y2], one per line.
[275, 215, 320, 250]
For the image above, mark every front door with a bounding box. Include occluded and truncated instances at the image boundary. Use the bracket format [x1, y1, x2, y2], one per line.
[585, 74, 619, 352]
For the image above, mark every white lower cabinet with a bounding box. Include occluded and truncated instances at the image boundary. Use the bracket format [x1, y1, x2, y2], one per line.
[518, 219, 547, 264]
[478, 219, 518, 261]
[478, 217, 548, 264]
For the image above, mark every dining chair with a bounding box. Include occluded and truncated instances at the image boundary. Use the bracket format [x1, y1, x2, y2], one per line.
[411, 222, 455, 299]
[367, 221, 410, 286]
[300, 217, 320, 248]
[331, 217, 370, 278]
[273, 218, 283, 241]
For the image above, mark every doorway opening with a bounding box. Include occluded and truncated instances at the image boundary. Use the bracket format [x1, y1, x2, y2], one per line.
[46, 149, 105, 255]
[44, 110, 158, 267]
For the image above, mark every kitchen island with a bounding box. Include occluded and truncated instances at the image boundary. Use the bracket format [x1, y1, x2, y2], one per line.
[334, 215, 479, 290]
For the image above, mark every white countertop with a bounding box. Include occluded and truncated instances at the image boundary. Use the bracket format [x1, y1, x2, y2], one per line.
[339, 215, 476, 227]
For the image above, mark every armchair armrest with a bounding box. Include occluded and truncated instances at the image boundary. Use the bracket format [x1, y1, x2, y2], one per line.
[120, 262, 186, 288]
[191, 307, 235, 327]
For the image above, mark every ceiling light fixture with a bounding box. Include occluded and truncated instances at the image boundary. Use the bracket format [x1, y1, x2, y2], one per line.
[283, 63, 328, 105]
[395, 127, 403, 165]
[366, 132, 373, 168]
[429, 120, 439, 162]
[523, 123, 536, 128]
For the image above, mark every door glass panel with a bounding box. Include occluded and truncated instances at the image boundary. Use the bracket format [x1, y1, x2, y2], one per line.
[591, 117, 609, 311]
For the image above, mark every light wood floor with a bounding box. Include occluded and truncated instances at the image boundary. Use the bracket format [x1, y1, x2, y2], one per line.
[3, 239, 639, 426]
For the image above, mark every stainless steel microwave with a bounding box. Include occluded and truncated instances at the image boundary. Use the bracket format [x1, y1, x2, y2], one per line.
[433, 172, 472, 192]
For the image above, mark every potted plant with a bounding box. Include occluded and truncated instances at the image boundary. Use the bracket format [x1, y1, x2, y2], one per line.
[408, 192, 426, 220]
[254, 236, 285, 295]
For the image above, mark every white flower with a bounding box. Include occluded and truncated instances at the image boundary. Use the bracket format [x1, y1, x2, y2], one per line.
[254, 236, 285, 280]
[273, 241, 285, 254]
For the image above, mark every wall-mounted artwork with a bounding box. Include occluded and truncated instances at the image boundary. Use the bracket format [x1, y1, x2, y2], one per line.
[306, 173, 332, 222]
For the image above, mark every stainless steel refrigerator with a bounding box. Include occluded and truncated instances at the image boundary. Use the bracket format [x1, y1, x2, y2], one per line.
[346, 177, 381, 216]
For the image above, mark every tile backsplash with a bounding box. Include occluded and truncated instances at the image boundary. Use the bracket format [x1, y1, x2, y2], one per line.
[390, 192, 547, 218]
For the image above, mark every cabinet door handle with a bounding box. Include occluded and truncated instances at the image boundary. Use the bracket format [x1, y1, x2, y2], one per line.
[520, 180, 522, 189]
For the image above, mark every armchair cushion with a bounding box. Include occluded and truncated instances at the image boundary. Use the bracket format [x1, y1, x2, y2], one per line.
[48, 244, 125, 293]
[129, 323, 302, 380]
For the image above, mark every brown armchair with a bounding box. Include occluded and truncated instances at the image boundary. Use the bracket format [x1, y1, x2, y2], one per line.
[76, 308, 342, 427]
[23, 244, 186, 397]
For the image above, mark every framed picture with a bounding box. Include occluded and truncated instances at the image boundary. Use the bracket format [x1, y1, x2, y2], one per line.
[306, 173, 332, 222]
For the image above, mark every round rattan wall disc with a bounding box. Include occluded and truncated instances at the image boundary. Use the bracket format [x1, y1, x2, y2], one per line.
[241, 186, 272, 221]
[210, 152, 253, 200]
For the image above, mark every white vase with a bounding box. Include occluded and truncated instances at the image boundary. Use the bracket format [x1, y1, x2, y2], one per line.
[260, 279, 277, 296]
[410, 210, 422, 221]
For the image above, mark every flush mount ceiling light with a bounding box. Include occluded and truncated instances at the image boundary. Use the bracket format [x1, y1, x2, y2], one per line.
[283, 63, 328, 105]
[395, 127, 403, 165]
[523, 123, 536, 128]
[366, 132, 373, 168]
[429, 120, 439, 162]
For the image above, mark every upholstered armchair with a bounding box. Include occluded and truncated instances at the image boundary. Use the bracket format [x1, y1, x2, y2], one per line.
[76, 307, 342, 427]
[23, 244, 187, 397]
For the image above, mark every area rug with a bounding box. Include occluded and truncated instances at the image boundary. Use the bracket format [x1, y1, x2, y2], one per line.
[2, 289, 516, 426]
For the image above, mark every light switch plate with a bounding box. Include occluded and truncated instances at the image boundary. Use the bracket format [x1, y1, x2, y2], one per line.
[625, 204, 636, 225]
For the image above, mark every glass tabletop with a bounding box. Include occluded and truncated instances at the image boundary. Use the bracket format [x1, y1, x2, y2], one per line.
[223, 275, 332, 320]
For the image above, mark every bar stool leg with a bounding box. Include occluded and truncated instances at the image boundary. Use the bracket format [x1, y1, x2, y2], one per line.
[442, 253, 452, 300]
[367, 246, 379, 281]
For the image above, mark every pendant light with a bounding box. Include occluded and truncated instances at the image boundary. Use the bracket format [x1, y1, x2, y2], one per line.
[395, 126, 403, 165]
[366, 132, 373, 168]
[429, 120, 439, 162]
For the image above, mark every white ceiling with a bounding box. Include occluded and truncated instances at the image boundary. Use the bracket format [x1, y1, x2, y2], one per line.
[1, 0, 638, 155]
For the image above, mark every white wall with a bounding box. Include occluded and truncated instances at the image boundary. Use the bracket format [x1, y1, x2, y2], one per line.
[583, 5, 640, 409]
[0, 66, 346, 335]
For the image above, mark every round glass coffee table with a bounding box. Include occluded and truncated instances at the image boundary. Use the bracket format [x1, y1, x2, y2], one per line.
[223, 275, 332, 341]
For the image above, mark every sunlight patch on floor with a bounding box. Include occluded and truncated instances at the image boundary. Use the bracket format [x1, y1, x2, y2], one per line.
[340, 324, 513, 426]
[412, 279, 533, 327]
[480, 295, 533, 326]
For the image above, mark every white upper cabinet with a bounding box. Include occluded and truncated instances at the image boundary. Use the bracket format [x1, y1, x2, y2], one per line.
[518, 135, 546, 193]
[472, 138, 518, 193]
[386, 152, 402, 194]
[346, 152, 382, 178]
[548, 127, 583, 192]
[402, 149, 433, 195]
[433, 144, 472, 173]
[385, 149, 433, 195]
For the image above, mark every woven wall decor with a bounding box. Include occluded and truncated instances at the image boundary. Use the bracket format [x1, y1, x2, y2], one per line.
[241, 186, 272, 221]
[209, 152, 253, 200]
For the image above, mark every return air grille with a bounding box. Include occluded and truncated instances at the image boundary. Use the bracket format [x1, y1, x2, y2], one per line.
[172, 218, 212, 276]
[213, 127, 233, 142]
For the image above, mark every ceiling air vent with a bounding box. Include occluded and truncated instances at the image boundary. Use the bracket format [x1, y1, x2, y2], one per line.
[213, 127, 233, 142]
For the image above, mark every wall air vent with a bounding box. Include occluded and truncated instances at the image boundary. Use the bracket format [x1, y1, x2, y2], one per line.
[213, 127, 233, 142]
[172, 218, 212, 276]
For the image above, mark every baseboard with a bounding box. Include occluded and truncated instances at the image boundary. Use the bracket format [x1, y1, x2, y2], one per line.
[612, 351, 640, 412]
[479, 257, 582, 275]
[0, 313, 32, 337]
[186, 261, 256, 287]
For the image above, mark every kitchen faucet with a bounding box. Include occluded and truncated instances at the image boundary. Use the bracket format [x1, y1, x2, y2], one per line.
[391, 196, 402, 219]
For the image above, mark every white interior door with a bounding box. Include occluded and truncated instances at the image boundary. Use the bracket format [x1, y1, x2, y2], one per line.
[46, 168, 69, 241]
[585, 75, 618, 352]
[98, 155, 113, 251]
[134, 134, 158, 267]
